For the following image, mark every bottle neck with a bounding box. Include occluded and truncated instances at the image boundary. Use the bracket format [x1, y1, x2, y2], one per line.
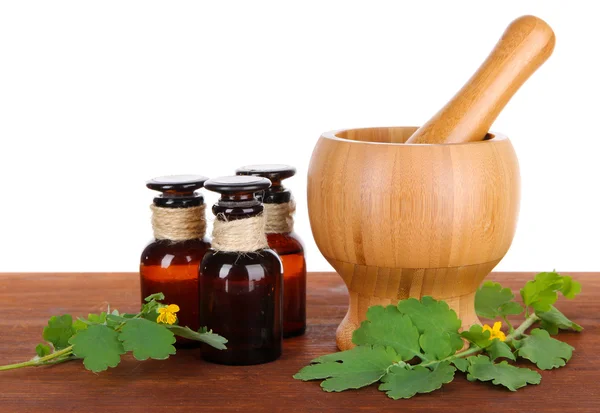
[151, 203, 207, 241]
[212, 200, 263, 221]
[259, 186, 292, 204]
[153, 193, 204, 209]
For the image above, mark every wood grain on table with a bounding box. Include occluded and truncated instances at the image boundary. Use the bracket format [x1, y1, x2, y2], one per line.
[0, 272, 598, 413]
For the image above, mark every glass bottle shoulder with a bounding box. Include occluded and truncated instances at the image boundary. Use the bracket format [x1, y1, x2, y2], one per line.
[200, 248, 282, 281]
[141, 238, 211, 266]
[266, 232, 304, 255]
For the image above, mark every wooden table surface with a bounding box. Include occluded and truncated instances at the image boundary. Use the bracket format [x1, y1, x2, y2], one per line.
[0, 272, 597, 412]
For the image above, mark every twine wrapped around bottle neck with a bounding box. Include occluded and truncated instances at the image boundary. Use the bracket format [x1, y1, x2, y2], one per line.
[264, 199, 295, 234]
[211, 213, 269, 252]
[150, 204, 207, 241]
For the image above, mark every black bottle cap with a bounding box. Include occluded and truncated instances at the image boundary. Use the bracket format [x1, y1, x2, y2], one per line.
[204, 175, 271, 195]
[236, 164, 296, 182]
[235, 164, 295, 204]
[205, 176, 272, 214]
[146, 174, 208, 208]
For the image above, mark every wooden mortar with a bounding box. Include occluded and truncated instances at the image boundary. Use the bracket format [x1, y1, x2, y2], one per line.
[307, 15, 553, 350]
[307, 128, 519, 350]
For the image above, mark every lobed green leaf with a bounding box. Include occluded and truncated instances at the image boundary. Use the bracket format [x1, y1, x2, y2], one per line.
[466, 355, 541, 391]
[486, 339, 516, 361]
[43, 315, 76, 350]
[520, 272, 580, 312]
[461, 325, 493, 349]
[396, 296, 463, 359]
[538, 306, 583, 335]
[559, 276, 582, 299]
[452, 358, 469, 372]
[352, 305, 421, 361]
[118, 318, 176, 361]
[294, 345, 400, 392]
[144, 293, 165, 302]
[69, 324, 125, 372]
[167, 325, 228, 350]
[475, 282, 523, 319]
[35, 344, 51, 357]
[379, 362, 456, 399]
[517, 328, 574, 370]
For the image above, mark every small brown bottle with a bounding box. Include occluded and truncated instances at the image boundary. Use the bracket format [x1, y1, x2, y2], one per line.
[140, 175, 210, 344]
[236, 164, 306, 337]
[199, 176, 283, 365]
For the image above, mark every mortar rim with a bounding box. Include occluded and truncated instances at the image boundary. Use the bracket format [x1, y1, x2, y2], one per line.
[321, 126, 508, 146]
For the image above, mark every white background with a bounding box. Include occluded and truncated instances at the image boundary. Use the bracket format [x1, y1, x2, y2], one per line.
[0, 1, 598, 273]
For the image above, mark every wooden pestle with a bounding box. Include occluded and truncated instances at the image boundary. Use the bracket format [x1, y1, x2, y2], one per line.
[406, 15, 555, 144]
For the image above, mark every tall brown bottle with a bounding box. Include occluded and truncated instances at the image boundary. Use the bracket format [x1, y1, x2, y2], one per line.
[236, 164, 306, 337]
[140, 175, 211, 346]
[199, 176, 283, 365]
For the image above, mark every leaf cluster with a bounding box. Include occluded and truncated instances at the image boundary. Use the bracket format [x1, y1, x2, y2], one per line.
[36, 293, 227, 372]
[294, 271, 582, 400]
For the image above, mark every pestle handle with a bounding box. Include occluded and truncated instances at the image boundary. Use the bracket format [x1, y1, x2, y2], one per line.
[406, 15, 555, 144]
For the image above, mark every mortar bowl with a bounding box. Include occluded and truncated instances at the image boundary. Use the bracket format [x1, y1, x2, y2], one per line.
[307, 126, 520, 350]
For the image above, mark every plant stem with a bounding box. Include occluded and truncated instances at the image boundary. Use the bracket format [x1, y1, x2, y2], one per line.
[420, 313, 540, 368]
[0, 346, 74, 371]
[502, 315, 515, 333]
[506, 313, 539, 341]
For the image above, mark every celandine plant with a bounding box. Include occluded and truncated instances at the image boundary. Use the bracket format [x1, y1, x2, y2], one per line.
[294, 272, 582, 399]
[0, 293, 227, 373]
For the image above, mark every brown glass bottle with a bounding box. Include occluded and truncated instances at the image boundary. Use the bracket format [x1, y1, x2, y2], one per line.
[237, 164, 306, 337]
[199, 176, 283, 365]
[140, 175, 210, 346]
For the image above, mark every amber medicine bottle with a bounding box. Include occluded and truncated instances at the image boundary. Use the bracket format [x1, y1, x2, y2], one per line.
[237, 164, 306, 337]
[140, 175, 210, 343]
[199, 176, 283, 365]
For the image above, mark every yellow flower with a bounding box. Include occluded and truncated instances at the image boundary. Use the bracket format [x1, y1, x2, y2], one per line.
[482, 321, 507, 341]
[156, 304, 180, 325]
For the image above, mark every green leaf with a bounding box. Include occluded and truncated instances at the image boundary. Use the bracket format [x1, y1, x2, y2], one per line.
[35, 344, 51, 357]
[352, 305, 421, 360]
[475, 282, 523, 319]
[466, 355, 541, 391]
[69, 325, 125, 372]
[379, 362, 456, 399]
[461, 324, 492, 348]
[144, 292, 165, 302]
[538, 306, 583, 335]
[520, 271, 567, 312]
[452, 358, 469, 372]
[559, 276, 582, 299]
[293, 345, 400, 392]
[105, 314, 125, 328]
[396, 296, 463, 359]
[75, 312, 109, 328]
[141, 309, 160, 322]
[87, 312, 107, 324]
[500, 301, 525, 316]
[141, 293, 165, 316]
[72, 319, 88, 332]
[486, 339, 516, 361]
[118, 318, 176, 361]
[43, 315, 76, 350]
[517, 328, 574, 370]
[166, 325, 228, 350]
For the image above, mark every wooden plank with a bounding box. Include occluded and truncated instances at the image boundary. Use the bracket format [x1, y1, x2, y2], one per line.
[0, 272, 598, 412]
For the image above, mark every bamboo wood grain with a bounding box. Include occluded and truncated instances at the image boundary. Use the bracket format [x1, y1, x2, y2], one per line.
[0, 272, 597, 412]
[406, 15, 555, 144]
[307, 127, 520, 350]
